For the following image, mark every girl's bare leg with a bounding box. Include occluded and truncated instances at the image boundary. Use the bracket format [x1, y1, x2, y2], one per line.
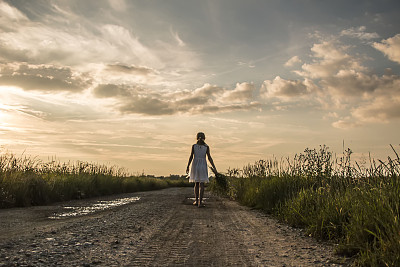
[199, 182, 205, 206]
[194, 182, 199, 205]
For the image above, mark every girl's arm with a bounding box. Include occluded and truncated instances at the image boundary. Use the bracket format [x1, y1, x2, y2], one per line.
[186, 145, 194, 174]
[206, 146, 217, 173]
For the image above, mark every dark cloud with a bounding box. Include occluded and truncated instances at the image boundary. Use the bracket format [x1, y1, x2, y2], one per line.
[91, 82, 259, 116]
[106, 64, 155, 76]
[176, 84, 225, 107]
[0, 63, 91, 92]
[120, 97, 174, 116]
[93, 84, 131, 98]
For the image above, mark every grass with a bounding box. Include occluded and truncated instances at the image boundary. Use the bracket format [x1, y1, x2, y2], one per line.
[209, 145, 400, 266]
[0, 151, 190, 208]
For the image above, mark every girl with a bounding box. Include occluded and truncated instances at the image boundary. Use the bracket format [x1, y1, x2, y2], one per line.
[186, 132, 217, 207]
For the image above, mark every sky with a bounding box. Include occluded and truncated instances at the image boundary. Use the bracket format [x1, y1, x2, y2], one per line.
[1, 0, 400, 175]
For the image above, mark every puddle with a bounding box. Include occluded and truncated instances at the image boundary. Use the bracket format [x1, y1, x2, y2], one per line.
[49, 196, 141, 219]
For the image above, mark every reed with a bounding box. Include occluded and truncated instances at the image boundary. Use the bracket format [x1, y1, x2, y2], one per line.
[0, 151, 189, 208]
[210, 145, 400, 266]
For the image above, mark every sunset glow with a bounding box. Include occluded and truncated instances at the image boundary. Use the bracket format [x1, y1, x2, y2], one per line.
[1, 0, 400, 175]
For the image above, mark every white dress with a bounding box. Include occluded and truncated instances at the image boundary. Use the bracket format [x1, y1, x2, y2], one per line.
[189, 144, 209, 183]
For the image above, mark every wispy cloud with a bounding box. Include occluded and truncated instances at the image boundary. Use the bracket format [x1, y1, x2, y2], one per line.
[170, 27, 186, 47]
[0, 1, 202, 92]
[340, 26, 379, 41]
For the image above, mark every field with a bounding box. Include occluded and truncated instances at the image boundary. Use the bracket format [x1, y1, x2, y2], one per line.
[210, 145, 400, 266]
[0, 151, 190, 208]
[2, 145, 399, 266]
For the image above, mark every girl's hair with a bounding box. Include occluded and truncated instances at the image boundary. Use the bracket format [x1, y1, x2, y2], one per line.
[196, 132, 206, 145]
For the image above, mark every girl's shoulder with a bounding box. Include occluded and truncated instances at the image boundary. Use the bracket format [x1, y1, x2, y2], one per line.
[194, 143, 208, 147]
[193, 143, 208, 147]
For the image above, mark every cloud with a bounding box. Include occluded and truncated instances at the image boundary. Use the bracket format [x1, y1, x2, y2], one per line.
[275, 38, 400, 125]
[170, 28, 186, 47]
[0, 1, 204, 94]
[108, 0, 127, 11]
[92, 82, 260, 115]
[331, 118, 361, 129]
[0, 86, 102, 122]
[0, 63, 91, 92]
[291, 39, 386, 98]
[284, 56, 301, 67]
[260, 76, 317, 100]
[193, 102, 261, 114]
[352, 96, 400, 123]
[340, 26, 380, 40]
[93, 84, 132, 98]
[120, 96, 174, 116]
[100, 24, 163, 67]
[350, 75, 400, 123]
[106, 64, 155, 75]
[373, 34, 400, 64]
[0, 2, 163, 68]
[321, 70, 381, 97]
[296, 40, 364, 79]
[221, 82, 255, 103]
[0, 1, 28, 30]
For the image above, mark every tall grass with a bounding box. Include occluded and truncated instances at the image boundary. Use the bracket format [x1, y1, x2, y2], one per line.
[0, 151, 189, 208]
[210, 145, 400, 266]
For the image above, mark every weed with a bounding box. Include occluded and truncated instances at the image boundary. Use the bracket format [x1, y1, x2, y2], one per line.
[210, 145, 400, 266]
[0, 151, 189, 208]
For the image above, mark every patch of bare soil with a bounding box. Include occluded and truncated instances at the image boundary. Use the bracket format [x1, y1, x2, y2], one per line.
[0, 187, 351, 266]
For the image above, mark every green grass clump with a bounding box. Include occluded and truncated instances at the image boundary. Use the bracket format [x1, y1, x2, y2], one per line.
[210, 144, 400, 266]
[0, 151, 190, 208]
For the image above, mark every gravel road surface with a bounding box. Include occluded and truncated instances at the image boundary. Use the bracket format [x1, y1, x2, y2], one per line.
[0, 187, 351, 266]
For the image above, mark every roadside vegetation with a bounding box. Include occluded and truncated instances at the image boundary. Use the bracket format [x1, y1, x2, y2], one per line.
[0, 151, 189, 208]
[210, 145, 400, 267]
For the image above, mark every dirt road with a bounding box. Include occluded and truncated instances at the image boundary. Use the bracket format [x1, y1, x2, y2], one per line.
[0, 187, 350, 266]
